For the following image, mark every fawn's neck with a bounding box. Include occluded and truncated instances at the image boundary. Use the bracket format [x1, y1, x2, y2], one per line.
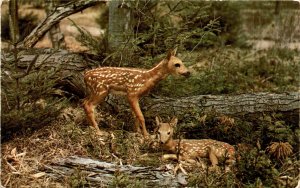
[147, 59, 170, 84]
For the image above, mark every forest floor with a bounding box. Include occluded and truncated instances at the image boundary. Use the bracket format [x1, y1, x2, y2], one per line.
[2, 102, 299, 187]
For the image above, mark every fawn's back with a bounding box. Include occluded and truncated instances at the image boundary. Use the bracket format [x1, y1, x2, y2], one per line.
[84, 67, 149, 96]
[173, 139, 235, 160]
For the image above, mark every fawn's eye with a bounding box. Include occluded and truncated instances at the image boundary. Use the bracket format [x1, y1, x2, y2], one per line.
[174, 63, 181, 68]
[167, 132, 171, 135]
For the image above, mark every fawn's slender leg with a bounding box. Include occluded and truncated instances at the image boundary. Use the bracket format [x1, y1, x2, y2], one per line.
[208, 147, 218, 167]
[127, 96, 149, 137]
[131, 111, 142, 133]
[83, 90, 108, 135]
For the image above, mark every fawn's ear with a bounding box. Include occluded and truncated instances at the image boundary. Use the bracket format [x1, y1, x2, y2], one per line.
[170, 116, 178, 127]
[171, 47, 177, 56]
[166, 47, 177, 60]
[155, 116, 162, 125]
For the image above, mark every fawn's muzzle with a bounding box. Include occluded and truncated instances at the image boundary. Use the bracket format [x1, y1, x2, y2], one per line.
[183, 71, 191, 78]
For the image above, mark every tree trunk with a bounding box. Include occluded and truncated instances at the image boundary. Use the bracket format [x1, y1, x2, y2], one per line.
[45, 0, 66, 49]
[108, 0, 133, 50]
[8, 0, 20, 43]
[107, 0, 134, 65]
[17, 0, 104, 48]
[274, 1, 280, 15]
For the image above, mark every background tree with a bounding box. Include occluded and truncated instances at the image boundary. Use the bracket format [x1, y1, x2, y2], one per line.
[45, 0, 66, 49]
[8, 0, 20, 44]
[108, 0, 133, 51]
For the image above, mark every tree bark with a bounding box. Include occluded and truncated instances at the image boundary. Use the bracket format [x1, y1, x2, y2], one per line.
[142, 92, 299, 117]
[17, 0, 105, 48]
[108, 0, 133, 50]
[45, 0, 66, 49]
[8, 0, 20, 43]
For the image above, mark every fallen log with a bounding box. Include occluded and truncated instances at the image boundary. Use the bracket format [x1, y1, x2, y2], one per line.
[142, 92, 300, 117]
[44, 156, 187, 187]
[2, 49, 90, 71]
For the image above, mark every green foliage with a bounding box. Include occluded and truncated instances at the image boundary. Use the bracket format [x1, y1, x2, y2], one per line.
[176, 110, 299, 187]
[236, 147, 279, 185]
[157, 48, 299, 97]
[1, 48, 66, 141]
[257, 114, 294, 144]
[187, 171, 238, 187]
[109, 174, 145, 188]
[207, 1, 246, 46]
[129, 1, 222, 54]
[67, 169, 90, 188]
[70, 18, 107, 58]
[95, 3, 109, 30]
[76, 1, 246, 67]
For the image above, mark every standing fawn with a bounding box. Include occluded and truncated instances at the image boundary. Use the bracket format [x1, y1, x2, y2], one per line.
[155, 116, 236, 171]
[83, 48, 190, 138]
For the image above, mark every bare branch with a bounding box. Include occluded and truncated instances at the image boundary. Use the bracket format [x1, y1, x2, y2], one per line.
[18, 0, 106, 48]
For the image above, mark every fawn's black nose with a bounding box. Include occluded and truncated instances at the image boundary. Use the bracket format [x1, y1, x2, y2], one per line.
[183, 71, 191, 78]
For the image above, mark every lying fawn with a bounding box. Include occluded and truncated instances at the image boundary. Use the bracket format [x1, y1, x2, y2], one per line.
[155, 116, 236, 171]
[83, 48, 190, 138]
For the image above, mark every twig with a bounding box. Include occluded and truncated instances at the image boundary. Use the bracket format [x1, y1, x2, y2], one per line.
[42, 164, 66, 176]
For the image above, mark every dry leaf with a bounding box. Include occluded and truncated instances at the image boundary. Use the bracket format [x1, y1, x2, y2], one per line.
[10, 148, 17, 157]
[31, 172, 46, 178]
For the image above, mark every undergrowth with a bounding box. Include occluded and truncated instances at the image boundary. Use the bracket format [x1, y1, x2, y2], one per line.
[1, 47, 67, 141]
[158, 47, 299, 97]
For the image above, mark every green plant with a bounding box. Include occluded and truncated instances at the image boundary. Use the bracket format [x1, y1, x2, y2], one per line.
[156, 47, 299, 97]
[1, 47, 66, 141]
[176, 110, 299, 187]
[109, 174, 145, 188]
[187, 170, 239, 187]
[129, 1, 222, 52]
[70, 19, 107, 58]
[67, 169, 90, 188]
